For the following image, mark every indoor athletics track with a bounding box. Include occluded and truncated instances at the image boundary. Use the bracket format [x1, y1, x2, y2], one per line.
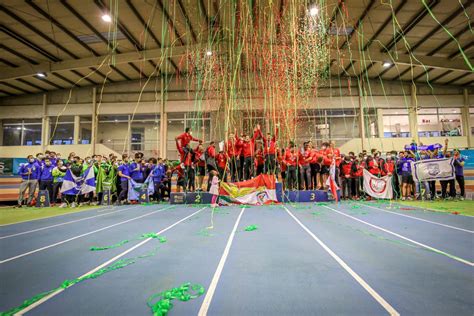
[0, 201, 473, 315]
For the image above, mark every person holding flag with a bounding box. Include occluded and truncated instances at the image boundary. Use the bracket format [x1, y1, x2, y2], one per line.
[60, 158, 96, 208]
[96, 158, 116, 205]
[326, 157, 339, 203]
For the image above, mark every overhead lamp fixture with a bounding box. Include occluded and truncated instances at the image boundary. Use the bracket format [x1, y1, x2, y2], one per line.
[102, 14, 112, 22]
[382, 61, 392, 68]
[36, 72, 47, 78]
[309, 6, 319, 17]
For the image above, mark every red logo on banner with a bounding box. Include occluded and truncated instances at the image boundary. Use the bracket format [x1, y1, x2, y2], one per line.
[369, 178, 387, 194]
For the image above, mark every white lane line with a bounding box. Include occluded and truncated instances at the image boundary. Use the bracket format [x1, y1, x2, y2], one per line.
[359, 203, 473, 234]
[17, 206, 207, 315]
[0, 205, 114, 227]
[284, 206, 399, 316]
[322, 205, 474, 267]
[198, 207, 246, 316]
[0, 206, 138, 239]
[0, 205, 175, 264]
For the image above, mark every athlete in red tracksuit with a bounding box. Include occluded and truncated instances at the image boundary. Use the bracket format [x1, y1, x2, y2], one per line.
[277, 148, 287, 189]
[194, 144, 206, 191]
[225, 130, 240, 182]
[310, 145, 321, 190]
[284, 143, 299, 190]
[351, 157, 364, 199]
[176, 140, 195, 192]
[299, 143, 312, 190]
[259, 125, 279, 175]
[255, 146, 265, 176]
[340, 156, 353, 199]
[216, 151, 227, 182]
[236, 127, 260, 180]
[175, 128, 202, 150]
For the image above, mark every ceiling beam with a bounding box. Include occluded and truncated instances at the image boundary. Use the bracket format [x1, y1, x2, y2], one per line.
[393, 1, 472, 80]
[444, 72, 471, 85]
[358, 0, 407, 77]
[0, 82, 31, 94]
[339, 0, 376, 50]
[384, 0, 439, 52]
[0, 4, 98, 85]
[176, 0, 197, 43]
[0, 44, 206, 81]
[410, 1, 472, 53]
[26, 0, 133, 81]
[94, 0, 157, 74]
[60, 0, 140, 78]
[0, 43, 470, 81]
[125, 0, 179, 72]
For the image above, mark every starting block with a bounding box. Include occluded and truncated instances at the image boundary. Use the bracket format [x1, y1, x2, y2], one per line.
[170, 192, 213, 204]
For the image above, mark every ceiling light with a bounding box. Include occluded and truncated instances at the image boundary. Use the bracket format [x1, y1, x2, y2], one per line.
[382, 62, 392, 68]
[102, 14, 112, 22]
[36, 72, 46, 78]
[309, 6, 319, 17]
[206, 50, 212, 56]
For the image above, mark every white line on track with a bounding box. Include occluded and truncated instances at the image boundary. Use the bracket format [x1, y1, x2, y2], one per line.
[0, 206, 138, 239]
[16, 206, 207, 315]
[198, 207, 246, 316]
[322, 205, 474, 267]
[358, 203, 473, 234]
[0, 205, 115, 227]
[0, 205, 175, 264]
[283, 206, 400, 316]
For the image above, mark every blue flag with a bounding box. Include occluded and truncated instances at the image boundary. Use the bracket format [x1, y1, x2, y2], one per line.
[60, 167, 96, 195]
[128, 174, 154, 201]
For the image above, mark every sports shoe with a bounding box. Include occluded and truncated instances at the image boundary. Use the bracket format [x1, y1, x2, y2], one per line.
[71, 202, 77, 208]
[460, 196, 465, 201]
[59, 203, 68, 208]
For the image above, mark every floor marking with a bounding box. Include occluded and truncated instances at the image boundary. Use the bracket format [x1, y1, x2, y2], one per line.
[16, 206, 207, 315]
[0, 205, 175, 264]
[0, 206, 138, 239]
[359, 203, 473, 234]
[283, 206, 400, 316]
[0, 205, 115, 227]
[198, 207, 246, 316]
[322, 205, 474, 267]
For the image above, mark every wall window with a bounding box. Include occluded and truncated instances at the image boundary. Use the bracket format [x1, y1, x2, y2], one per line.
[293, 109, 359, 147]
[417, 108, 462, 137]
[383, 109, 410, 138]
[50, 116, 74, 145]
[439, 108, 462, 136]
[363, 108, 378, 138]
[98, 115, 130, 154]
[2, 119, 41, 146]
[79, 116, 92, 144]
[131, 114, 161, 157]
[167, 113, 185, 160]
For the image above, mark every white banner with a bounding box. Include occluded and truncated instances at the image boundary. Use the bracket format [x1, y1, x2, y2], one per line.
[363, 169, 393, 199]
[412, 158, 454, 182]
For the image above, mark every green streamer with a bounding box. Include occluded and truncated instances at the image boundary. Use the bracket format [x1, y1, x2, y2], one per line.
[90, 240, 130, 251]
[244, 225, 259, 231]
[89, 233, 166, 251]
[1, 248, 159, 316]
[147, 283, 205, 316]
